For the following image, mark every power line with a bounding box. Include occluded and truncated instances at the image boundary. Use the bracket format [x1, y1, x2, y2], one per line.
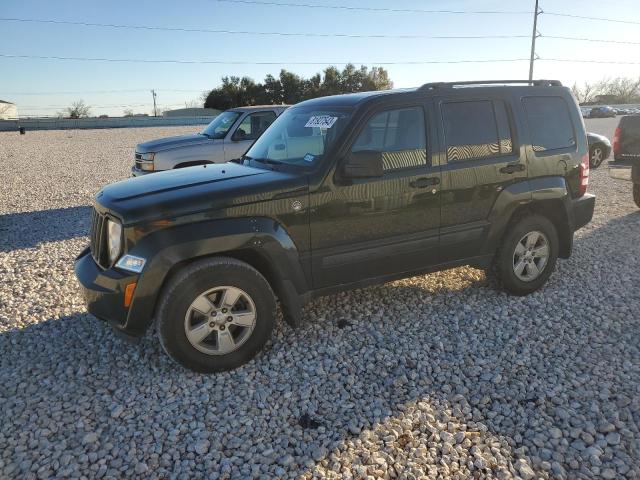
[545, 11, 640, 25]
[213, 0, 531, 15]
[0, 53, 530, 65]
[0, 17, 530, 40]
[541, 58, 640, 65]
[543, 35, 640, 46]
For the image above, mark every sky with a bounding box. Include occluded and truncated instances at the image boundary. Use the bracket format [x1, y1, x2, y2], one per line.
[1, 0, 639, 117]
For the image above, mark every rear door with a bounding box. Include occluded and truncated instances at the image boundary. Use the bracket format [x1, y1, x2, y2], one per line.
[224, 110, 278, 161]
[437, 95, 526, 262]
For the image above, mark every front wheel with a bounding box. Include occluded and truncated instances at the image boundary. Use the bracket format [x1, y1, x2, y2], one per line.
[157, 257, 276, 373]
[493, 214, 559, 296]
[634, 183, 640, 208]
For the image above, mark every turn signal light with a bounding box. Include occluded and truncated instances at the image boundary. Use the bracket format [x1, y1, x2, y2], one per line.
[124, 282, 137, 308]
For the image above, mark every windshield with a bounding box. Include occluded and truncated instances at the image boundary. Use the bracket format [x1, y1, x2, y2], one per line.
[244, 106, 353, 167]
[201, 111, 241, 139]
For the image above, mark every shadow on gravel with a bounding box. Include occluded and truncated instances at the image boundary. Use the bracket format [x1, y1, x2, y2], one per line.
[0, 205, 91, 252]
[1, 212, 639, 478]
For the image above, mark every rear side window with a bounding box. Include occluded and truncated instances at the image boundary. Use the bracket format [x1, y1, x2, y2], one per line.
[522, 96, 576, 152]
[352, 106, 427, 171]
[442, 100, 513, 161]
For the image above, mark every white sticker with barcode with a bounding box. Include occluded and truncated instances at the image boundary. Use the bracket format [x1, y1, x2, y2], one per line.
[304, 115, 338, 129]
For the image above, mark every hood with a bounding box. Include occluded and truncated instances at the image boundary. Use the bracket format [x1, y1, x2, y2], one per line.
[587, 132, 611, 146]
[136, 133, 214, 153]
[96, 162, 306, 225]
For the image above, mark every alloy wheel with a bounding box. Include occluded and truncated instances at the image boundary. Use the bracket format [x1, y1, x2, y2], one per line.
[184, 286, 257, 355]
[512, 231, 550, 282]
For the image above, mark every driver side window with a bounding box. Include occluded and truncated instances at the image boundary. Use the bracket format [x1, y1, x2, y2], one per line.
[234, 111, 277, 141]
[352, 107, 427, 171]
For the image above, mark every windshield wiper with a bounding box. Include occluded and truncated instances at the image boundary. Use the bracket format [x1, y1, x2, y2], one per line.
[252, 157, 283, 166]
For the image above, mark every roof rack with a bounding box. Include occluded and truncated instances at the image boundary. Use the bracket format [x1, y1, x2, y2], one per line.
[418, 79, 562, 91]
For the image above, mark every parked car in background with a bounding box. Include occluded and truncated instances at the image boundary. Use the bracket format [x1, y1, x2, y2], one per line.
[589, 106, 616, 118]
[613, 115, 640, 162]
[132, 105, 288, 175]
[610, 115, 640, 207]
[587, 132, 611, 168]
[76, 79, 595, 372]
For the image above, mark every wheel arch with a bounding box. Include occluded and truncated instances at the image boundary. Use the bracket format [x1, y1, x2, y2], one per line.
[484, 176, 574, 259]
[124, 217, 309, 335]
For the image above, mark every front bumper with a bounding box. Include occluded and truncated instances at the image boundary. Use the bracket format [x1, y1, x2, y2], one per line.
[75, 247, 142, 339]
[571, 193, 596, 231]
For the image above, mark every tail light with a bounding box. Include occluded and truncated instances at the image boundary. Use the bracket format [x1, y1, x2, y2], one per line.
[613, 126, 621, 155]
[579, 153, 589, 196]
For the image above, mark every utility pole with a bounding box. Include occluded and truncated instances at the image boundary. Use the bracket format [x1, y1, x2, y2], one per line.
[151, 89, 158, 117]
[528, 0, 541, 81]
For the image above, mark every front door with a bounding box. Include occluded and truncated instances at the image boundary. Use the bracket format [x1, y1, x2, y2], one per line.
[437, 96, 527, 262]
[310, 104, 441, 288]
[224, 111, 277, 161]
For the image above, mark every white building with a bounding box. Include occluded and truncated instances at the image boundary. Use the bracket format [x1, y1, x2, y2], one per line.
[0, 100, 18, 120]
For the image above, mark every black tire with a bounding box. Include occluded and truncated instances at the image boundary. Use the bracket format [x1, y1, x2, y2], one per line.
[493, 214, 559, 296]
[157, 257, 276, 373]
[634, 183, 640, 209]
[589, 144, 605, 168]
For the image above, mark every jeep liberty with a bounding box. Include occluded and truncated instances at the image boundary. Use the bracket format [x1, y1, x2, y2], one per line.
[76, 80, 596, 372]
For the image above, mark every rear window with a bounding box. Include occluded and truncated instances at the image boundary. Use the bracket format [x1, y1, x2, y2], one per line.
[523, 96, 576, 152]
[442, 100, 513, 161]
[620, 115, 640, 130]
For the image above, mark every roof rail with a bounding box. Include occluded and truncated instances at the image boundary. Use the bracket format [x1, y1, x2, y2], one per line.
[418, 79, 562, 91]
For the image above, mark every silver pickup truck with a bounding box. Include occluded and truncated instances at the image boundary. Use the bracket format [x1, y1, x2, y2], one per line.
[132, 105, 288, 175]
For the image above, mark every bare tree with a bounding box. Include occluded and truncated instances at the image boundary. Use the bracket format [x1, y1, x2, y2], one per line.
[0, 103, 12, 117]
[123, 108, 134, 117]
[571, 82, 599, 104]
[65, 100, 91, 119]
[184, 99, 201, 109]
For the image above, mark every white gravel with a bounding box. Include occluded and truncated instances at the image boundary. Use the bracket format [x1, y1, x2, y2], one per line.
[1, 123, 639, 479]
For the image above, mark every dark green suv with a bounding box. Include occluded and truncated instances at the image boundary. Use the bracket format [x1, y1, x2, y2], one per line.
[76, 80, 595, 372]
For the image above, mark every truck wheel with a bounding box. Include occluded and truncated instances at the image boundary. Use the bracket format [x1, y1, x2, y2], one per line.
[157, 257, 276, 373]
[494, 214, 559, 296]
[634, 184, 640, 208]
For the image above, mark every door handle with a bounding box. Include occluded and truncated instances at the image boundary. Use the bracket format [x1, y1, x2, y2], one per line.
[499, 163, 526, 174]
[410, 177, 440, 188]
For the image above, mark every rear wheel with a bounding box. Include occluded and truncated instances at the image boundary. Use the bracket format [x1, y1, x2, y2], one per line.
[494, 214, 559, 295]
[157, 257, 276, 373]
[634, 183, 640, 208]
[589, 145, 605, 168]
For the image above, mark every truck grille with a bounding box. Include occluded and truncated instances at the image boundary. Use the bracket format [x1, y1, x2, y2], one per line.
[89, 208, 108, 268]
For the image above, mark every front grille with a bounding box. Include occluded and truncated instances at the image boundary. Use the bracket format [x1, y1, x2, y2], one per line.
[89, 208, 108, 268]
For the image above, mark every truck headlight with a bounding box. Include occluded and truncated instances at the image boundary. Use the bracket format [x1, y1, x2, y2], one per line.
[137, 152, 155, 171]
[107, 219, 122, 264]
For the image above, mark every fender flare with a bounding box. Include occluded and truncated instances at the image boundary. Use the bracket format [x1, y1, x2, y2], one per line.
[482, 176, 575, 257]
[124, 217, 308, 335]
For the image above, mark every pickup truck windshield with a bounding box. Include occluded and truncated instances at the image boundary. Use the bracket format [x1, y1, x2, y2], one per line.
[201, 111, 241, 139]
[245, 106, 353, 167]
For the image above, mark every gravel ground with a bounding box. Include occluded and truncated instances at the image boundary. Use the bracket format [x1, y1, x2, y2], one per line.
[1, 121, 639, 479]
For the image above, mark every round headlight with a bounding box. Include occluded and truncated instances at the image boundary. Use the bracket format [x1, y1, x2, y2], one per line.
[107, 219, 122, 264]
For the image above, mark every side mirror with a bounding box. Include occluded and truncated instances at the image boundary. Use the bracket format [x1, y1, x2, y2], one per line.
[341, 150, 383, 178]
[232, 128, 247, 141]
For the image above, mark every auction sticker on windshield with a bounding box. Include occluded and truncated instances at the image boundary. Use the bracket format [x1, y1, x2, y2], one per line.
[305, 116, 338, 129]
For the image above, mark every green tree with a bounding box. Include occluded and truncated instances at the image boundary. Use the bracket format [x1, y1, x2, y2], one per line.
[203, 65, 393, 109]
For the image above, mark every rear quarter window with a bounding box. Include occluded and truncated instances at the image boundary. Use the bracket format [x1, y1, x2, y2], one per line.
[522, 96, 576, 152]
